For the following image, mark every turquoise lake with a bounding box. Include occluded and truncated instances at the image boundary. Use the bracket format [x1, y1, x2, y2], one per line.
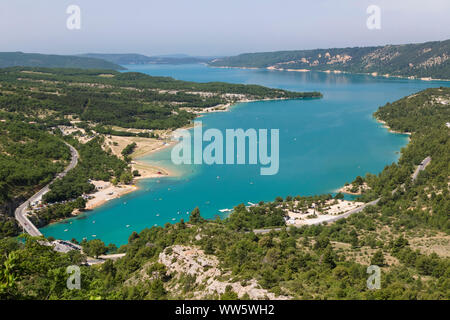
[41, 64, 449, 245]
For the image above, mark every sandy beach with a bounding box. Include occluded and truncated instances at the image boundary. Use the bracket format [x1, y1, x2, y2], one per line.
[84, 181, 138, 210]
[82, 135, 177, 211]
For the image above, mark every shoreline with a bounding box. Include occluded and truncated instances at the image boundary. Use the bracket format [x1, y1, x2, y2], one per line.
[209, 65, 450, 82]
[374, 116, 412, 136]
[336, 116, 412, 195]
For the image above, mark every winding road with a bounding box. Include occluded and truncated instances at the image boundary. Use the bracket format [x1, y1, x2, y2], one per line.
[14, 142, 79, 238]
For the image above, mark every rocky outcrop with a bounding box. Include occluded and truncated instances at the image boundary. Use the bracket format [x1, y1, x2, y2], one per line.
[158, 245, 291, 300]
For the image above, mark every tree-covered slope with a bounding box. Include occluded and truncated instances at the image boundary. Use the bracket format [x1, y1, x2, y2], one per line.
[210, 39, 450, 80]
[0, 52, 125, 70]
[374, 87, 450, 133]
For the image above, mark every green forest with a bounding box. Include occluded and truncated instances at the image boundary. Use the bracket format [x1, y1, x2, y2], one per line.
[0, 67, 320, 130]
[0, 52, 124, 70]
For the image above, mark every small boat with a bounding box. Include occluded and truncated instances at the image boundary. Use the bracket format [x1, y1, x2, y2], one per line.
[92, 221, 95, 224]
[64, 229, 68, 232]
[92, 235, 96, 237]
[172, 218, 176, 221]
[219, 208, 232, 213]
[126, 224, 130, 228]
[156, 214, 160, 217]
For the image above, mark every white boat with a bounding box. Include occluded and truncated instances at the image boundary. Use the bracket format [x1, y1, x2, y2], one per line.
[219, 208, 232, 213]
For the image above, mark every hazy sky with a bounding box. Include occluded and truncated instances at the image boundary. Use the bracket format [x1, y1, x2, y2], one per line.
[1, 0, 449, 56]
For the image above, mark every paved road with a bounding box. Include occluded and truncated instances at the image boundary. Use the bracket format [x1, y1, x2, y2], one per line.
[14, 142, 79, 238]
[86, 253, 126, 265]
[412, 156, 431, 181]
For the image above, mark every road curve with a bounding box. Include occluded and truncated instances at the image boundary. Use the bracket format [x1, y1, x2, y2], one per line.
[14, 142, 79, 237]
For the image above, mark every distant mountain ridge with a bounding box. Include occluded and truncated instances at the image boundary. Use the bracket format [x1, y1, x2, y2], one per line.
[209, 39, 450, 80]
[0, 52, 124, 70]
[79, 53, 215, 65]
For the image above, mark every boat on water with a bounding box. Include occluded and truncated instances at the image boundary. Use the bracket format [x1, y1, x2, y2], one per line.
[219, 208, 232, 213]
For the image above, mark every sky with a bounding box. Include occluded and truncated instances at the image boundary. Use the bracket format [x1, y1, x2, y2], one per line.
[0, 0, 449, 56]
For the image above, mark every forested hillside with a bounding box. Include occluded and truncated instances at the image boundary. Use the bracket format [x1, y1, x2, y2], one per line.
[210, 39, 450, 80]
[0, 52, 124, 70]
[0, 120, 70, 209]
[0, 67, 320, 130]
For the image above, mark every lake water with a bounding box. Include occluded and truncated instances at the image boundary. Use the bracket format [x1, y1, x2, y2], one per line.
[41, 64, 448, 245]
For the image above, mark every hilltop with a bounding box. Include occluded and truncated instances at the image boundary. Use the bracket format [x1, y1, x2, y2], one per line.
[209, 39, 450, 80]
[0, 52, 125, 70]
